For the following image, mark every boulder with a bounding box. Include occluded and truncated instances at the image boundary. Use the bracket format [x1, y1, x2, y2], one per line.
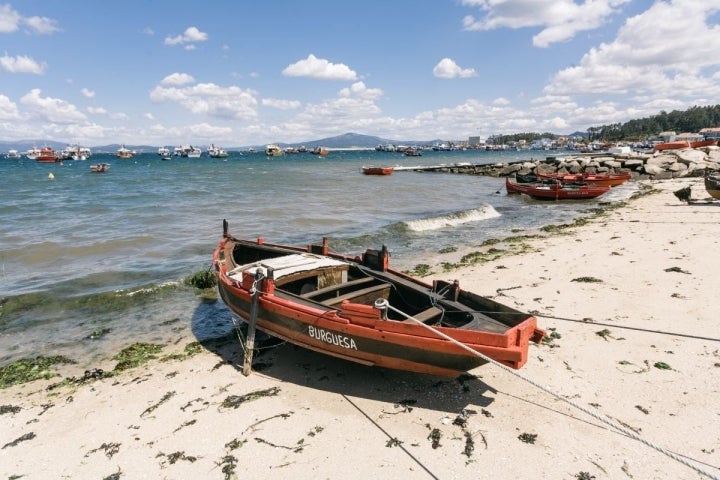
[643, 164, 666, 175]
[675, 149, 707, 165]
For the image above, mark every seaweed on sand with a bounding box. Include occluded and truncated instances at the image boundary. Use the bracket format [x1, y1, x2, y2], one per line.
[0, 355, 75, 389]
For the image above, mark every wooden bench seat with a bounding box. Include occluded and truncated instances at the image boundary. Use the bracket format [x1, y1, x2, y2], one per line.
[321, 283, 391, 307]
[301, 276, 375, 299]
[410, 306, 443, 323]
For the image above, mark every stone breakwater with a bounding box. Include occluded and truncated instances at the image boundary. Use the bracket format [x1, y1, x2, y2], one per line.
[417, 146, 720, 179]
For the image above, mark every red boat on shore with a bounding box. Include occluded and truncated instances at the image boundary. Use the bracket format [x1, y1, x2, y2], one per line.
[654, 139, 717, 151]
[362, 166, 394, 175]
[213, 222, 544, 377]
[537, 171, 631, 187]
[506, 177, 610, 200]
[36, 147, 58, 163]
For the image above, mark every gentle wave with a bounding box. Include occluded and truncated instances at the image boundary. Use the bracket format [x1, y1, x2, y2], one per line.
[403, 205, 501, 232]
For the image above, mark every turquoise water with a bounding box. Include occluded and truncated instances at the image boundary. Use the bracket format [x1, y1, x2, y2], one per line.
[0, 149, 637, 367]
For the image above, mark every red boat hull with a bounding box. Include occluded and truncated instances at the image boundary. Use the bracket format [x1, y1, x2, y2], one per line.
[654, 139, 717, 151]
[537, 172, 631, 187]
[213, 234, 543, 376]
[362, 166, 394, 175]
[506, 177, 610, 199]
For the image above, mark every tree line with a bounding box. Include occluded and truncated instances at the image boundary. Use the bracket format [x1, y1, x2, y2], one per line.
[487, 104, 720, 145]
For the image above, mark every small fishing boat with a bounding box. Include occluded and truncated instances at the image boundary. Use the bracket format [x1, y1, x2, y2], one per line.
[505, 177, 610, 200]
[208, 144, 229, 158]
[654, 139, 717, 151]
[90, 163, 110, 173]
[705, 169, 720, 200]
[312, 146, 329, 156]
[265, 144, 284, 157]
[362, 166, 394, 175]
[213, 223, 544, 377]
[36, 147, 58, 163]
[117, 145, 134, 159]
[537, 171, 632, 187]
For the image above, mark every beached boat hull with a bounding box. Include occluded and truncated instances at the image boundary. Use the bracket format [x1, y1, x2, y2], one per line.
[213, 226, 544, 377]
[506, 177, 610, 199]
[362, 166, 394, 175]
[654, 140, 717, 151]
[705, 170, 720, 199]
[537, 172, 631, 187]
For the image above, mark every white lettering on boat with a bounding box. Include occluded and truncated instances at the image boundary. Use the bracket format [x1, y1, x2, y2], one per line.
[308, 325, 358, 350]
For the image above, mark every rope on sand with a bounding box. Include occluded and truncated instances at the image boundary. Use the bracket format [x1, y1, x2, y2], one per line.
[374, 298, 720, 480]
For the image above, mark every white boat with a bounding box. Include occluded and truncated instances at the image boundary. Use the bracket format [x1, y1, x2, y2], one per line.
[158, 146, 170, 156]
[63, 144, 91, 160]
[25, 147, 41, 160]
[117, 145, 133, 159]
[5, 149, 20, 159]
[265, 144, 284, 157]
[178, 145, 202, 158]
[173, 146, 184, 156]
[208, 144, 228, 158]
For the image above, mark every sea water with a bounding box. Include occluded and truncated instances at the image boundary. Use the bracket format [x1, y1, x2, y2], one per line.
[0, 149, 638, 367]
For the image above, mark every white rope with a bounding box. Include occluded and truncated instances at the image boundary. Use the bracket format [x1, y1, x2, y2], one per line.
[373, 299, 720, 480]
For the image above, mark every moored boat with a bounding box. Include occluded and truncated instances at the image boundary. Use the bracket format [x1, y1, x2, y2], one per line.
[117, 145, 134, 159]
[265, 144, 284, 157]
[312, 146, 329, 156]
[705, 169, 720, 200]
[213, 224, 544, 376]
[505, 177, 610, 200]
[362, 166, 394, 175]
[5, 149, 20, 159]
[208, 144, 229, 158]
[537, 171, 631, 187]
[36, 147, 58, 163]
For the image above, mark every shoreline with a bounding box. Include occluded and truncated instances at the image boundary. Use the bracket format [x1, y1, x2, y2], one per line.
[2, 177, 719, 479]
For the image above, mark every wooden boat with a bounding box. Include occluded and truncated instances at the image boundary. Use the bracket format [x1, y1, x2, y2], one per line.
[537, 171, 631, 187]
[654, 139, 717, 151]
[213, 223, 544, 377]
[117, 145, 134, 159]
[362, 166, 394, 175]
[705, 169, 720, 199]
[36, 147, 58, 163]
[312, 146, 329, 156]
[90, 163, 110, 173]
[265, 144, 284, 157]
[505, 177, 610, 200]
[404, 147, 422, 157]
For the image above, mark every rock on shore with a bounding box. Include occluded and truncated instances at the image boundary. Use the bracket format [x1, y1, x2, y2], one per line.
[423, 146, 720, 179]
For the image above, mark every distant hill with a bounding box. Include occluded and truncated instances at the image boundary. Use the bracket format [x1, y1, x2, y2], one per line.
[0, 133, 437, 153]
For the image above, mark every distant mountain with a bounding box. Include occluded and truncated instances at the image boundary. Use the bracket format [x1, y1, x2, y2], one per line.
[1, 132, 455, 153]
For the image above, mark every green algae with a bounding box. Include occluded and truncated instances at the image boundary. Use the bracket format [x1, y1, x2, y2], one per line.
[0, 355, 76, 389]
[112, 342, 164, 372]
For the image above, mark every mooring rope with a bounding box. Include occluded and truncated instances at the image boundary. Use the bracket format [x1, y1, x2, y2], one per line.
[373, 298, 720, 480]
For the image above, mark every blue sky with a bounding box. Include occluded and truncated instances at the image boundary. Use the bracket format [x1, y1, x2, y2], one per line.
[1, 0, 720, 147]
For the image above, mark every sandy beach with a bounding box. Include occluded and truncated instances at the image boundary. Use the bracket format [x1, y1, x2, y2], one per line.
[2, 177, 719, 480]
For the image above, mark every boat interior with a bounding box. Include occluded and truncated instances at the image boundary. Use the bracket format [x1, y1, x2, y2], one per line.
[227, 239, 516, 333]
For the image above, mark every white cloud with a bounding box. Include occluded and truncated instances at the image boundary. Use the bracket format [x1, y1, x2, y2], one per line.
[0, 4, 21, 33]
[0, 94, 20, 120]
[23, 15, 60, 34]
[262, 98, 302, 110]
[150, 82, 259, 120]
[164, 26, 208, 46]
[433, 58, 477, 78]
[545, 1, 720, 99]
[0, 4, 59, 34]
[81, 88, 95, 98]
[20, 88, 86, 123]
[0, 54, 47, 74]
[87, 106, 107, 115]
[160, 72, 196, 86]
[461, 0, 630, 47]
[282, 54, 358, 81]
[144, 112, 155, 120]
